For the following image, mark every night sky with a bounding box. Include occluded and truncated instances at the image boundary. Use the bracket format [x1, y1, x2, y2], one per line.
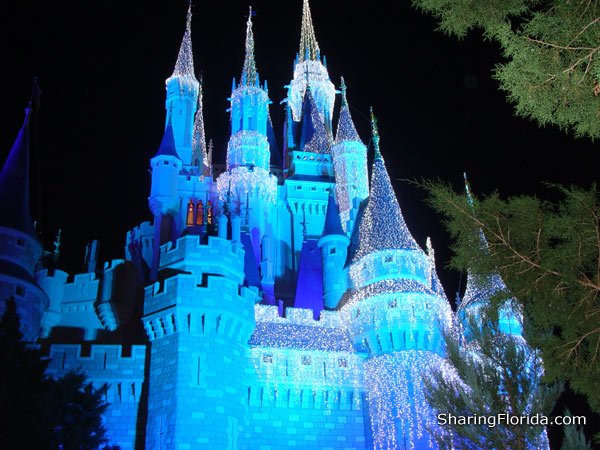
[4, 0, 597, 301]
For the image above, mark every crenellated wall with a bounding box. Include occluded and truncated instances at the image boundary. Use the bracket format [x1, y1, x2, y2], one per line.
[45, 344, 147, 450]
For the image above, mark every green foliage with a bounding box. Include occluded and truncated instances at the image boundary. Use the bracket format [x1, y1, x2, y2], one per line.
[560, 409, 592, 450]
[424, 311, 560, 449]
[422, 180, 600, 414]
[412, 0, 600, 139]
[0, 298, 113, 450]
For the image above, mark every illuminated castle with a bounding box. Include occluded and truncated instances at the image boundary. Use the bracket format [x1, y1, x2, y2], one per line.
[0, 2, 530, 449]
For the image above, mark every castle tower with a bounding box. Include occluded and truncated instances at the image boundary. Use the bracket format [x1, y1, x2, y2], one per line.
[165, 6, 199, 165]
[341, 112, 451, 449]
[331, 78, 368, 233]
[318, 189, 349, 309]
[288, 0, 336, 126]
[216, 8, 277, 297]
[458, 174, 523, 337]
[142, 235, 258, 449]
[0, 104, 48, 341]
[148, 119, 182, 281]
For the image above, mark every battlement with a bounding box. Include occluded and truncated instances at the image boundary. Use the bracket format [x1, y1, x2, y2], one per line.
[158, 235, 245, 281]
[143, 272, 259, 341]
[45, 344, 146, 381]
[255, 305, 342, 328]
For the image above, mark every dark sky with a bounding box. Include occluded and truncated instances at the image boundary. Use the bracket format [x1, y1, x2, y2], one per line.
[4, 1, 597, 301]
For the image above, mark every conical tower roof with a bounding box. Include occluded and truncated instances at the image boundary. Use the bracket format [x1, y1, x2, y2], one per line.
[153, 116, 180, 160]
[460, 268, 508, 311]
[241, 7, 258, 86]
[349, 111, 422, 263]
[0, 107, 37, 239]
[299, 0, 320, 62]
[299, 87, 330, 153]
[191, 81, 208, 168]
[167, 7, 197, 83]
[335, 77, 361, 144]
[322, 189, 345, 236]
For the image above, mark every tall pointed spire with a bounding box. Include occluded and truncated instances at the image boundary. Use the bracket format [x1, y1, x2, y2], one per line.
[241, 7, 258, 86]
[299, 0, 320, 62]
[0, 106, 37, 238]
[168, 6, 197, 82]
[349, 128, 422, 263]
[370, 107, 382, 160]
[192, 78, 208, 171]
[335, 77, 361, 143]
[299, 87, 331, 153]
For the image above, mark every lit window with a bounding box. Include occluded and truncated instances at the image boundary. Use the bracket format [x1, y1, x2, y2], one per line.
[186, 200, 195, 226]
[206, 201, 213, 225]
[195, 201, 204, 226]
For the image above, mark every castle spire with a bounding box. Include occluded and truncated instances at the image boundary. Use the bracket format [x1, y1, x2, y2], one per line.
[0, 105, 37, 239]
[299, 0, 320, 62]
[192, 78, 208, 171]
[349, 125, 422, 263]
[370, 107, 382, 160]
[168, 6, 196, 82]
[334, 77, 361, 144]
[241, 7, 258, 86]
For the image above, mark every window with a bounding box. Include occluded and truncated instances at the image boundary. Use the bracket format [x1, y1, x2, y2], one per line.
[301, 356, 312, 366]
[15, 285, 25, 297]
[16, 237, 25, 247]
[206, 201, 213, 225]
[388, 299, 398, 309]
[384, 255, 393, 263]
[329, 247, 336, 255]
[195, 201, 204, 226]
[338, 358, 348, 368]
[186, 200, 195, 226]
[263, 354, 273, 364]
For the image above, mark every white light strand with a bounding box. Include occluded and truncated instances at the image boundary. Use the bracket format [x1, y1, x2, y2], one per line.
[216, 166, 277, 204]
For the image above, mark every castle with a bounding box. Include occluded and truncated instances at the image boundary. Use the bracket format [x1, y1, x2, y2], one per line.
[0, 2, 530, 449]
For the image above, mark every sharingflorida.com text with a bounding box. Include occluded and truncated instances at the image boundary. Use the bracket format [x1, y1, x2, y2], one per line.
[437, 413, 585, 428]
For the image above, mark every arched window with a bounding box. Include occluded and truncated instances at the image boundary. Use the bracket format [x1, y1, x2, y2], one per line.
[206, 201, 213, 225]
[195, 201, 204, 226]
[186, 200, 194, 226]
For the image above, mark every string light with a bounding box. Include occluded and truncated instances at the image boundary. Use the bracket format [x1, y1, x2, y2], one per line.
[216, 166, 277, 204]
[165, 6, 198, 92]
[300, 88, 331, 154]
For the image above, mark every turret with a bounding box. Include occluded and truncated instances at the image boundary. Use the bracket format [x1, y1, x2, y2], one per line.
[226, 7, 271, 169]
[165, 6, 199, 164]
[148, 119, 182, 280]
[340, 111, 451, 450]
[317, 189, 349, 309]
[458, 174, 523, 337]
[331, 78, 368, 233]
[0, 100, 49, 341]
[288, 0, 336, 126]
[217, 8, 277, 278]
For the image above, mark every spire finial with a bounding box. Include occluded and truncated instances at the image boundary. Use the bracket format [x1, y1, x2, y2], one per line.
[340, 77, 348, 107]
[241, 6, 258, 87]
[370, 107, 382, 160]
[299, 0, 320, 62]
